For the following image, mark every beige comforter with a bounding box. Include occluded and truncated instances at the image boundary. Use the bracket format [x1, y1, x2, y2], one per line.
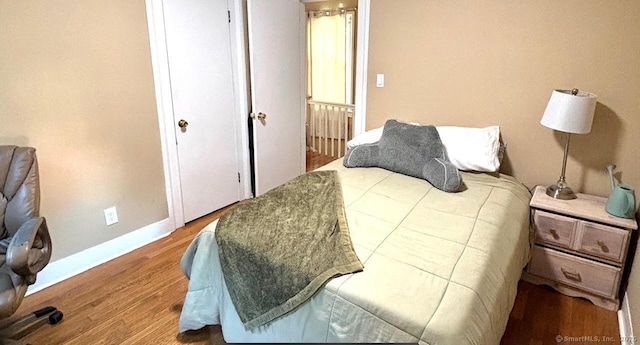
[180, 159, 532, 344]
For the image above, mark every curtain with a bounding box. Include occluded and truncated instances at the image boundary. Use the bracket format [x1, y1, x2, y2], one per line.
[308, 14, 347, 104]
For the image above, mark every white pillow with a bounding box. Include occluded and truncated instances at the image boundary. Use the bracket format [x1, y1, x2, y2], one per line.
[347, 123, 501, 172]
[436, 126, 501, 172]
[345, 126, 383, 149]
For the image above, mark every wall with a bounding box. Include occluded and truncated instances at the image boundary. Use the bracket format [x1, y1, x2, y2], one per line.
[367, 0, 639, 334]
[0, 0, 168, 261]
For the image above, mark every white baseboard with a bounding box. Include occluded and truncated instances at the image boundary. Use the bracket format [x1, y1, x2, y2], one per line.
[27, 218, 175, 295]
[619, 291, 635, 345]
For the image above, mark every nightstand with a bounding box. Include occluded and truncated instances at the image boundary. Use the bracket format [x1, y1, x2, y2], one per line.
[523, 186, 638, 310]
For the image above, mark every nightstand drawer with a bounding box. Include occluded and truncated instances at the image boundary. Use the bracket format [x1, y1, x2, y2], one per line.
[533, 210, 577, 249]
[577, 222, 629, 263]
[529, 246, 621, 299]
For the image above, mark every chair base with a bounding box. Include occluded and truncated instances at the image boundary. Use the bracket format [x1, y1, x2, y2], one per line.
[0, 337, 29, 345]
[0, 306, 63, 344]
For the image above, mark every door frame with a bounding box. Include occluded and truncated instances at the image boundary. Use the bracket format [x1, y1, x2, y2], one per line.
[145, 0, 370, 229]
[353, 0, 369, 135]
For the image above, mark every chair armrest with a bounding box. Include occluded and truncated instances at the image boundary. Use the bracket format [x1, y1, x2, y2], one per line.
[7, 217, 52, 277]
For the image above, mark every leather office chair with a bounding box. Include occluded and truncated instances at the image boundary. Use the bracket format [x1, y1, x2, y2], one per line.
[0, 146, 62, 344]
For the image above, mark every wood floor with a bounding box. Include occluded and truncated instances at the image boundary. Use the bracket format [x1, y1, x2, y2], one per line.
[306, 150, 339, 171]
[11, 156, 620, 344]
[501, 282, 620, 345]
[12, 210, 231, 345]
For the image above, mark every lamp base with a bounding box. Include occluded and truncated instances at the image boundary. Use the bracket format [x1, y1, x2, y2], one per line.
[546, 184, 577, 200]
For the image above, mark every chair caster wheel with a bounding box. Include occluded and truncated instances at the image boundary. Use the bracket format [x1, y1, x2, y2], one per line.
[48, 311, 63, 325]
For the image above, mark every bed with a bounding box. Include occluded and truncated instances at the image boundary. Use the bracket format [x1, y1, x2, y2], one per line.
[179, 157, 532, 344]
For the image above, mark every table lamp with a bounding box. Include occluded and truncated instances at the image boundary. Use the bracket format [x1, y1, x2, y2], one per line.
[540, 88, 597, 200]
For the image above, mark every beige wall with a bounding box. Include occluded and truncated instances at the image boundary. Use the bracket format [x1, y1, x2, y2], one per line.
[0, 0, 168, 261]
[368, 0, 640, 333]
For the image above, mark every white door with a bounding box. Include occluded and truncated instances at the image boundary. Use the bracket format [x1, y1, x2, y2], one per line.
[163, 0, 240, 222]
[248, 0, 306, 196]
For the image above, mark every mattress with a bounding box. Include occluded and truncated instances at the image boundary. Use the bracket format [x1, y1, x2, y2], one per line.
[179, 159, 532, 344]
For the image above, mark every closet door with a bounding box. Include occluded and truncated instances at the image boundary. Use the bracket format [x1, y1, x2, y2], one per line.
[163, 0, 240, 222]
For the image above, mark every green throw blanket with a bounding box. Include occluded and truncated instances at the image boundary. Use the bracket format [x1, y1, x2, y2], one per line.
[215, 170, 364, 330]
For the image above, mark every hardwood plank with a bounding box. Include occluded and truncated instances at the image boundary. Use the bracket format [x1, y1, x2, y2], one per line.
[9, 201, 620, 344]
[306, 150, 338, 172]
[13, 207, 233, 345]
[500, 281, 619, 345]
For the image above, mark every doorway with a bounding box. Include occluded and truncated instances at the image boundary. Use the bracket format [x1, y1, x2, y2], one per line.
[147, 0, 370, 228]
[304, 0, 358, 171]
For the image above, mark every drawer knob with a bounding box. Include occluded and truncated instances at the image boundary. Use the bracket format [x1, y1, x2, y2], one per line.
[549, 229, 560, 241]
[561, 268, 582, 282]
[597, 240, 610, 253]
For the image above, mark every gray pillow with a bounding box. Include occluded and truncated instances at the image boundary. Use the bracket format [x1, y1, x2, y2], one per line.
[344, 120, 462, 192]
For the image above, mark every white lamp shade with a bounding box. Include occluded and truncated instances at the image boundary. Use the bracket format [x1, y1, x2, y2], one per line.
[540, 89, 597, 134]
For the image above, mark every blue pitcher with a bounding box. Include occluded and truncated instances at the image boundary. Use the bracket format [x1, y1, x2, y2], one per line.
[605, 165, 636, 219]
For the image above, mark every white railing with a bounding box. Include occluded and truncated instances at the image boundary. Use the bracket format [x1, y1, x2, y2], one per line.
[307, 100, 354, 158]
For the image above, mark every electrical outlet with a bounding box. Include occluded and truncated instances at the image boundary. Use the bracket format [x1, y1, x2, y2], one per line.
[104, 206, 118, 226]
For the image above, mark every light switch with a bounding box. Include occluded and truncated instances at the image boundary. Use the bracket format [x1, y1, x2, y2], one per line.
[376, 74, 385, 88]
